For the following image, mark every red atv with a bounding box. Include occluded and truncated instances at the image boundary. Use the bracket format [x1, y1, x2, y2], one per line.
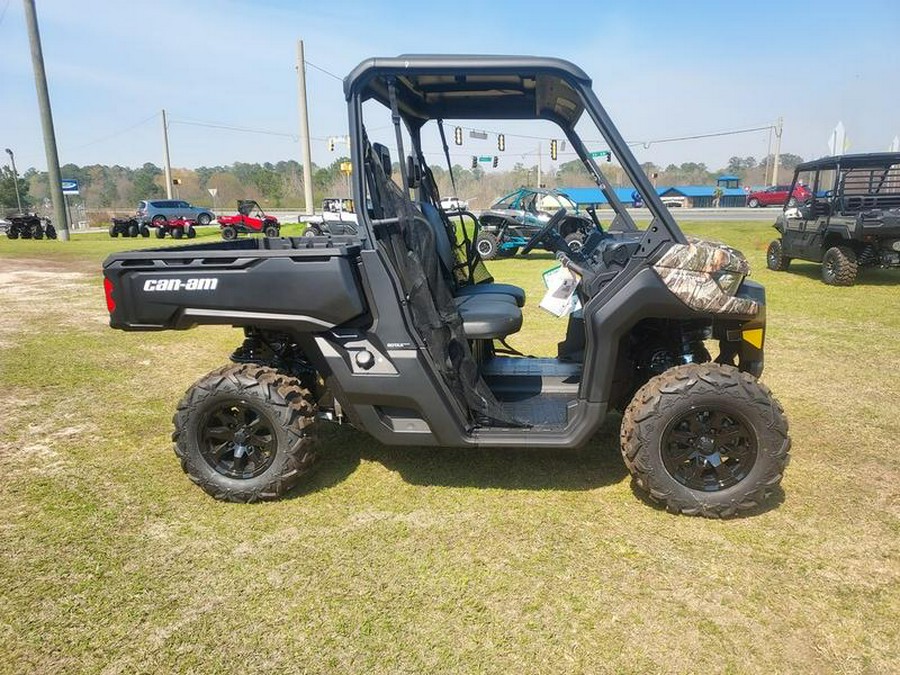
[216, 200, 281, 240]
[154, 216, 197, 240]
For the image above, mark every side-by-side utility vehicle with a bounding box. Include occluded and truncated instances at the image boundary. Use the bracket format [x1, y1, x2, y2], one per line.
[767, 153, 900, 285]
[103, 55, 790, 517]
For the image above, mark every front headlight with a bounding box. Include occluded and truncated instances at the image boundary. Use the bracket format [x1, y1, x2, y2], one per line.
[713, 270, 744, 296]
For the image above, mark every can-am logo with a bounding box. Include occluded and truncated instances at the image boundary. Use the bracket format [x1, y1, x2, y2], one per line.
[143, 278, 219, 292]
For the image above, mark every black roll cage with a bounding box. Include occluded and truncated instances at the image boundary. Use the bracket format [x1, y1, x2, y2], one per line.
[342, 55, 687, 254]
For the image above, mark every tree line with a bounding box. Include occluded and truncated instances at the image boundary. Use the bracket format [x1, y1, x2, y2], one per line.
[2, 153, 805, 216]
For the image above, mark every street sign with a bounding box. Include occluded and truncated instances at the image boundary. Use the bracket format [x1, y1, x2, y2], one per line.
[61, 179, 79, 195]
[590, 151, 611, 159]
[340, 161, 352, 174]
[478, 155, 492, 163]
[207, 188, 218, 198]
[470, 130, 488, 140]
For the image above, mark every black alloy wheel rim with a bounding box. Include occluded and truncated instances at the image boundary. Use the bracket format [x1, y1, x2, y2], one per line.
[200, 400, 278, 479]
[477, 239, 493, 256]
[661, 406, 757, 492]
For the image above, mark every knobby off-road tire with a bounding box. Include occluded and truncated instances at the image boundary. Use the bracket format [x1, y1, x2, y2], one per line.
[155, 227, 165, 239]
[475, 231, 499, 260]
[109, 224, 119, 238]
[621, 363, 790, 518]
[766, 239, 791, 271]
[821, 246, 858, 286]
[171, 226, 184, 240]
[264, 225, 280, 238]
[173, 364, 318, 502]
[221, 225, 237, 241]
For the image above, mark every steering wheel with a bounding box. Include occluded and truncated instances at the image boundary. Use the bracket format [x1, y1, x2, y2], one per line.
[521, 208, 567, 254]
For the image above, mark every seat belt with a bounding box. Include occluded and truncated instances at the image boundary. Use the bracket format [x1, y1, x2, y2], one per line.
[387, 78, 409, 193]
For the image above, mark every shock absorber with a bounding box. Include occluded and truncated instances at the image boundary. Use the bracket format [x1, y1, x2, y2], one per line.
[679, 320, 712, 364]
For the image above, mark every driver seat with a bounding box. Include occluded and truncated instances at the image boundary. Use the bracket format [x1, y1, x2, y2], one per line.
[419, 202, 526, 307]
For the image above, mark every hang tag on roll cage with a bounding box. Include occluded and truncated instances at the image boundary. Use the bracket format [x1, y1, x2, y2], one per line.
[539, 265, 582, 318]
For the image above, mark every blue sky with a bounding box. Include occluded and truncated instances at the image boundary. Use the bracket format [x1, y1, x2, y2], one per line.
[1, 0, 898, 172]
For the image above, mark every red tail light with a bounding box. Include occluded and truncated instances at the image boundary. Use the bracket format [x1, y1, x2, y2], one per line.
[103, 277, 116, 313]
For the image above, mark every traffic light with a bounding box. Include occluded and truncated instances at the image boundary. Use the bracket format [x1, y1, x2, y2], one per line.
[606, 152, 612, 163]
[550, 140, 558, 161]
[471, 156, 477, 169]
[328, 137, 335, 152]
[455, 127, 463, 145]
[497, 134, 505, 151]
[492, 156, 498, 168]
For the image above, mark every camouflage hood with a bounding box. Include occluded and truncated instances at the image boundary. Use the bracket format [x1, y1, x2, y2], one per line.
[652, 239, 758, 315]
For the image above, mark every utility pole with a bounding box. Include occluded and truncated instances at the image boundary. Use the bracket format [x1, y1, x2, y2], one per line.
[537, 143, 542, 188]
[161, 109, 173, 199]
[296, 40, 314, 215]
[4, 148, 23, 213]
[764, 126, 773, 186]
[23, 0, 68, 240]
[772, 117, 783, 187]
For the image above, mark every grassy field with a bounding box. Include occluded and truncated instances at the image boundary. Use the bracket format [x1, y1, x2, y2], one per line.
[1, 221, 898, 674]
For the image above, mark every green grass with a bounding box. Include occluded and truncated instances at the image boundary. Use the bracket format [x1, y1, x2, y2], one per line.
[1, 222, 898, 673]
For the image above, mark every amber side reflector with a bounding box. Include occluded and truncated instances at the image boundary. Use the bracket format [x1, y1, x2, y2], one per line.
[103, 277, 116, 313]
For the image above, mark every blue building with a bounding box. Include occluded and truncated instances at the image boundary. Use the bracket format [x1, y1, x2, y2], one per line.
[560, 175, 748, 209]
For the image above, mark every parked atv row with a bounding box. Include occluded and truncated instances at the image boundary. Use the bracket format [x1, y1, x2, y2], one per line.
[5, 214, 57, 240]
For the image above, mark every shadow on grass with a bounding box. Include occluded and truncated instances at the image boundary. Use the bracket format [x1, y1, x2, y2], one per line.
[627, 479, 786, 519]
[782, 261, 900, 286]
[289, 420, 628, 495]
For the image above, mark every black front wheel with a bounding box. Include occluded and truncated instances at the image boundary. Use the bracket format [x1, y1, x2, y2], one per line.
[621, 363, 790, 517]
[264, 225, 280, 238]
[766, 240, 791, 271]
[109, 224, 118, 238]
[155, 227, 165, 239]
[171, 227, 184, 239]
[173, 364, 319, 502]
[187, 226, 197, 239]
[221, 225, 237, 241]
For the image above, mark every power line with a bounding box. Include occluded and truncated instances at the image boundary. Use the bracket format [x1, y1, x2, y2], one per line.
[69, 112, 160, 150]
[168, 117, 330, 142]
[306, 60, 343, 81]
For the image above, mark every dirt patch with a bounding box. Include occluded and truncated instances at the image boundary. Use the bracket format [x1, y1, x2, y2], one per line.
[0, 258, 107, 348]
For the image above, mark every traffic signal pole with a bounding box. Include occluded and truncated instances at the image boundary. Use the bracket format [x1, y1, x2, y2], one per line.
[23, 0, 69, 240]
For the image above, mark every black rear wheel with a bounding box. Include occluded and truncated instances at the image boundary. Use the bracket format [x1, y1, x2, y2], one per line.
[821, 246, 858, 286]
[140, 225, 150, 237]
[171, 227, 183, 239]
[187, 226, 197, 239]
[264, 224, 280, 238]
[173, 364, 319, 502]
[221, 225, 237, 241]
[155, 227, 165, 239]
[109, 224, 118, 238]
[766, 240, 791, 271]
[128, 223, 139, 237]
[621, 363, 790, 517]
